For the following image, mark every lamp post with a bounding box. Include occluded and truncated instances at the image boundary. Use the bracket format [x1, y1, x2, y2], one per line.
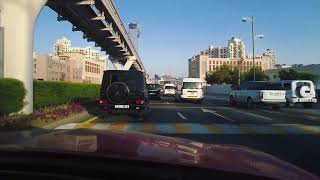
[241, 16, 264, 82]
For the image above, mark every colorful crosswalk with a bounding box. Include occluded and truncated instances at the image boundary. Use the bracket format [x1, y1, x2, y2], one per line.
[55, 123, 320, 134]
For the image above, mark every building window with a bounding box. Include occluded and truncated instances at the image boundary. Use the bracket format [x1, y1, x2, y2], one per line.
[34, 64, 36, 68]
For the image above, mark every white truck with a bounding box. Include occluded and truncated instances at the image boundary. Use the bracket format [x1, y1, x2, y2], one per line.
[230, 81, 286, 109]
[280, 80, 317, 108]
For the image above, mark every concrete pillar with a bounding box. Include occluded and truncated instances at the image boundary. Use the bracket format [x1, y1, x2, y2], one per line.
[0, 0, 47, 114]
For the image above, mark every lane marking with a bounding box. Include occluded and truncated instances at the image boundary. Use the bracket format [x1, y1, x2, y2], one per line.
[55, 123, 320, 134]
[74, 116, 98, 129]
[261, 110, 281, 114]
[202, 108, 234, 122]
[233, 110, 272, 121]
[177, 112, 187, 120]
[173, 124, 192, 133]
[303, 115, 318, 120]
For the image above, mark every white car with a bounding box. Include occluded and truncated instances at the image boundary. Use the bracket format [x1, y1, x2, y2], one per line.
[178, 78, 203, 103]
[230, 81, 286, 109]
[163, 83, 176, 96]
[280, 80, 317, 108]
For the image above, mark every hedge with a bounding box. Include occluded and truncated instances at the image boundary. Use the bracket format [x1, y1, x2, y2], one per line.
[34, 81, 100, 109]
[0, 78, 26, 116]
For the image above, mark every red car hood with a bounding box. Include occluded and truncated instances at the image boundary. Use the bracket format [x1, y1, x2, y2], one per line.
[2, 129, 319, 180]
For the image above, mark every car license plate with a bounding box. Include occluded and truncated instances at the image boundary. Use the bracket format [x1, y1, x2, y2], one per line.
[115, 105, 129, 109]
[150, 93, 155, 95]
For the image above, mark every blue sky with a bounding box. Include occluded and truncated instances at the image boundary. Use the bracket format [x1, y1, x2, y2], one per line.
[34, 0, 320, 77]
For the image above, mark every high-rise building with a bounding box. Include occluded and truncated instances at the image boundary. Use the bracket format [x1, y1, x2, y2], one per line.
[128, 22, 140, 52]
[200, 37, 246, 59]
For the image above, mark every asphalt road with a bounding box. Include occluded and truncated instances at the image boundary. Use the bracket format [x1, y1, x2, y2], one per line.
[56, 94, 320, 175]
[2, 93, 320, 176]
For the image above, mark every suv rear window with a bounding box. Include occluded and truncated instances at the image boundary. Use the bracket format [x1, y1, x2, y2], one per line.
[183, 82, 202, 89]
[108, 73, 144, 92]
[147, 84, 160, 90]
[254, 82, 283, 90]
[165, 86, 175, 89]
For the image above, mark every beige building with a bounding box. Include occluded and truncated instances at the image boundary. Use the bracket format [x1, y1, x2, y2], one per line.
[189, 49, 276, 82]
[33, 54, 66, 81]
[33, 37, 107, 84]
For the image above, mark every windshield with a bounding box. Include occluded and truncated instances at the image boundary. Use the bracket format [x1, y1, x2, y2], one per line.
[165, 86, 175, 89]
[183, 82, 202, 89]
[1, 0, 320, 178]
[147, 84, 160, 90]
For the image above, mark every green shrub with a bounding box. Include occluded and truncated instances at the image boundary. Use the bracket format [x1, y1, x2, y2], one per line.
[0, 78, 26, 116]
[33, 81, 100, 109]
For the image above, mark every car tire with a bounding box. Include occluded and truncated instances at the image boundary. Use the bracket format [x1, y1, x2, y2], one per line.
[303, 103, 313, 109]
[230, 96, 237, 107]
[247, 97, 255, 109]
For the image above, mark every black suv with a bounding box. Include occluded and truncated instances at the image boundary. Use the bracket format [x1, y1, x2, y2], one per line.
[147, 84, 162, 100]
[99, 70, 150, 117]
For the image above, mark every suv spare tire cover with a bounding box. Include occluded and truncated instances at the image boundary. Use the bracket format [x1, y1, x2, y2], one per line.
[107, 82, 130, 104]
[298, 86, 311, 98]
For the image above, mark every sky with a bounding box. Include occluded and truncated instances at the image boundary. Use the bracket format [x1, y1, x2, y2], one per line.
[34, 0, 320, 77]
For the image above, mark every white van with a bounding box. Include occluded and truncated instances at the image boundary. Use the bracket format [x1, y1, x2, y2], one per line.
[178, 78, 203, 103]
[280, 80, 317, 108]
[163, 83, 176, 96]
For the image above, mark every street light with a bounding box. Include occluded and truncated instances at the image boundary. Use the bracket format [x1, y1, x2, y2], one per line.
[241, 16, 256, 81]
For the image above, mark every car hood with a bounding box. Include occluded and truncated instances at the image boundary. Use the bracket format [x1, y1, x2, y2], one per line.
[0, 129, 318, 180]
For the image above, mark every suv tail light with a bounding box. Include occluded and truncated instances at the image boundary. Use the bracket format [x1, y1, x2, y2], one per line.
[99, 100, 108, 105]
[135, 100, 145, 105]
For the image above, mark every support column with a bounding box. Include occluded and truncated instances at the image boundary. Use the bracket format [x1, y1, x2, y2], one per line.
[0, 0, 47, 114]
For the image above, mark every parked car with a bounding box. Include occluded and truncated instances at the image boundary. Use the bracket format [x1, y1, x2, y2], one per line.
[177, 78, 203, 103]
[280, 80, 317, 108]
[230, 81, 286, 109]
[163, 83, 176, 96]
[99, 70, 150, 118]
[147, 84, 162, 100]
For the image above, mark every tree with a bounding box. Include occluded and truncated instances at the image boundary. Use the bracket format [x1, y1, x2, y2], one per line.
[278, 69, 318, 81]
[243, 67, 269, 81]
[205, 65, 243, 88]
[278, 69, 299, 80]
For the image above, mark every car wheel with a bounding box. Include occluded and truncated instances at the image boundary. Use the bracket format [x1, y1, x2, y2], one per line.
[230, 96, 237, 107]
[303, 103, 313, 109]
[247, 97, 255, 109]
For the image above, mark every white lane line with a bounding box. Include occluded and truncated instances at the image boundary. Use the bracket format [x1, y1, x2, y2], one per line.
[303, 115, 318, 120]
[201, 108, 234, 122]
[166, 102, 170, 104]
[261, 110, 281, 114]
[233, 110, 272, 121]
[177, 112, 187, 120]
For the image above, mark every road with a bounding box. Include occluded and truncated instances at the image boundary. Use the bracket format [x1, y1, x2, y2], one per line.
[53, 93, 320, 175]
[2, 93, 319, 175]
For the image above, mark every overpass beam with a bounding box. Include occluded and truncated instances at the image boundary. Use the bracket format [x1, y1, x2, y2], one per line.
[0, 0, 48, 114]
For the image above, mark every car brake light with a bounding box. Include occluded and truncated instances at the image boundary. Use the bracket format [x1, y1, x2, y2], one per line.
[99, 100, 108, 105]
[135, 100, 145, 105]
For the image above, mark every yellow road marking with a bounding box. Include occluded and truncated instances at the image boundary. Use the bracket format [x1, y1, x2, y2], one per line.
[295, 125, 320, 134]
[173, 124, 192, 133]
[107, 123, 128, 131]
[238, 125, 256, 134]
[203, 124, 224, 134]
[268, 125, 288, 134]
[141, 124, 156, 133]
[75, 116, 98, 129]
